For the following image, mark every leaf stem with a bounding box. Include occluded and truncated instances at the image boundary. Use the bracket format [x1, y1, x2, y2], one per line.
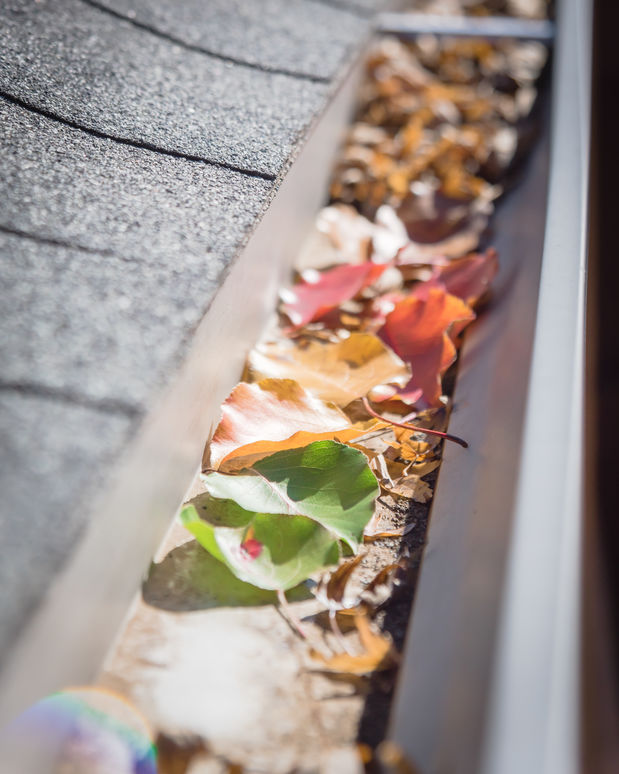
[277, 589, 308, 639]
[362, 397, 468, 449]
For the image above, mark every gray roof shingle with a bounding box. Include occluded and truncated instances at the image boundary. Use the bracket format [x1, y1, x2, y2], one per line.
[0, 99, 272, 265]
[87, 0, 369, 80]
[0, 0, 385, 685]
[0, 391, 131, 658]
[1, 231, 237, 408]
[0, 0, 328, 176]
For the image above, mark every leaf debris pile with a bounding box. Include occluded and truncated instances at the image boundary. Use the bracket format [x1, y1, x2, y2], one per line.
[169, 30, 547, 686]
[123, 24, 551, 773]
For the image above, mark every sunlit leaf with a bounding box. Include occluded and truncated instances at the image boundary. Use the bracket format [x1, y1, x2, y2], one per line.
[202, 441, 379, 552]
[310, 613, 399, 674]
[206, 379, 362, 472]
[281, 262, 387, 328]
[379, 287, 475, 406]
[181, 502, 340, 592]
[248, 332, 410, 407]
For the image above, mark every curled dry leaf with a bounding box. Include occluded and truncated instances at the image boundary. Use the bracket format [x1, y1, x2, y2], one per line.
[281, 262, 387, 328]
[379, 287, 475, 406]
[386, 411, 450, 461]
[360, 559, 409, 608]
[393, 185, 496, 264]
[310, 612, 399, 675]
[364, 522, 416, 541]
[314, 553, 365, 611]
[248, 332, 410, 408]
[205, 379, 364, 472]
[385, 476, 433, 503]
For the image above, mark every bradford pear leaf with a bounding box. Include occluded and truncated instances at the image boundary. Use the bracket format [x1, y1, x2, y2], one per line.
[379, 287, 475, 406]
[281, 262, 387, 328]
[202, 441, 379, 551]
[247, 332, 410, 407]
[143, 538, 293, 610]
[422, 248, 498, 307]
[181, 502, 340, 592]
[206, 379, 364, 472]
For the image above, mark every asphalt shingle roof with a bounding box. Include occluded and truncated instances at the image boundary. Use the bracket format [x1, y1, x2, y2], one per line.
[0, 0, 381, 672]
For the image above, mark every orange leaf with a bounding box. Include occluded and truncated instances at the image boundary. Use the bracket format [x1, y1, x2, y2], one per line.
[379, 287, 475, 406]
[310, 613, 399, 675]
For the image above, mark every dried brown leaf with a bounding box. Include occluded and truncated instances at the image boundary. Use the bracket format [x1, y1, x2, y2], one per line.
[315, 554, 365, 610]
[385, 476, 433, 503]
[310, 613, 399, 675]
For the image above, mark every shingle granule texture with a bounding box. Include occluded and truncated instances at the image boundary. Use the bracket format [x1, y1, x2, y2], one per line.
[0, 391, 131, 658]
[0, 0, 327, 176]
[89, 0, 369, 80]
[0, 100, 272, 264]
[0, 232, 241, 408]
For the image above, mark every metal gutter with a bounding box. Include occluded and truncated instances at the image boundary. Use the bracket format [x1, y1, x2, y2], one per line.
[480, 0, 590, 769]
[378, 12, 555, 42]
[388, 0, 590, 770]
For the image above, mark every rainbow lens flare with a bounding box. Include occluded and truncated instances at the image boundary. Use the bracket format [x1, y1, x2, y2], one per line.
[0, 686, 156, 773]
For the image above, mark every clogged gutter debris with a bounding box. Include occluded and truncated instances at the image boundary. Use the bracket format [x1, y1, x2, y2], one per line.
[98, 20, 549, 774]
[183, 31, 547, 658]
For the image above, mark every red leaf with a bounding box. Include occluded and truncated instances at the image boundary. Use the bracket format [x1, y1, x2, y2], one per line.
[422, 248, 498, 307]
[379, 287, 475, 406]
[240, 526, 263, 560]
[281, 263, 387, 328]
[240, 538, 263, 560]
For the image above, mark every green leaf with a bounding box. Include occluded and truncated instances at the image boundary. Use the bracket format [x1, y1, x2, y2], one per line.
[202, 440, 379, 551]
[143, 538, 311, 611]
[181, 501, 340, 591]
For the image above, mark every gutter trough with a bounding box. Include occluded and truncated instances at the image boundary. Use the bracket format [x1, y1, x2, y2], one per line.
[0, 1, 592, 770]
[388, 1, 590, 772]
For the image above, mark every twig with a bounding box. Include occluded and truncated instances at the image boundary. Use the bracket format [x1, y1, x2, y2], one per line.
[362, 397, 468, 448]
